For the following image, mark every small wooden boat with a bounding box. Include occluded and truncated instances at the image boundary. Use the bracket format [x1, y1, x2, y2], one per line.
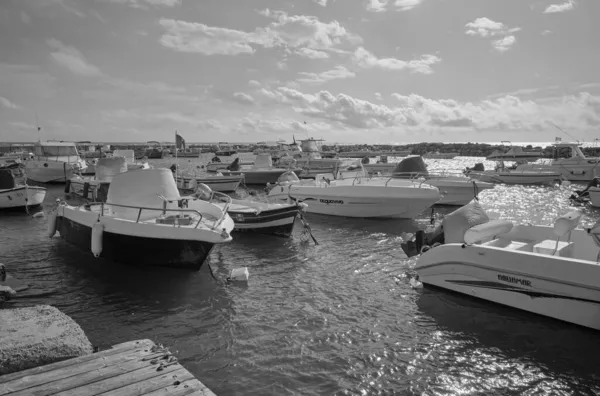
[187, 184, 302, 237]
[175, 173, 242, 193]
[0, 169, 46, 211]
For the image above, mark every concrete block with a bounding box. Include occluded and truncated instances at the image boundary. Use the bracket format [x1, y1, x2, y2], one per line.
[0, 305, 93, 375]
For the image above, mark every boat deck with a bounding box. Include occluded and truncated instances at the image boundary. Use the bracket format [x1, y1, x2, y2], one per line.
[0, 339, 214, 396]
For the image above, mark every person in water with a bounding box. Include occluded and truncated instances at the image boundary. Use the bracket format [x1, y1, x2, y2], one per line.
[0, 264, 16, 301]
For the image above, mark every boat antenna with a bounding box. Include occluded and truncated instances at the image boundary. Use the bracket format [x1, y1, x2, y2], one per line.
[35, 111, 41, 142]
[549, 122, 579, 144]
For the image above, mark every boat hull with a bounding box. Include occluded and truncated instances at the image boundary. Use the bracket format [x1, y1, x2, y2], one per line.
[25, 160, 86, 184]
[228, 206, 299, 237]
[0, 186, 46, 210]
[415, 230, 600, 330]
[176, 175, 242, 192]
[466, 170, 562, 185]
[221, 169, 302, 185]
[56, 214, 215, 270]
[206, 161, 253, 172]
[426, 179, 494, 206]
[268, 181, 440, 219]
[517, 162, 599, 182]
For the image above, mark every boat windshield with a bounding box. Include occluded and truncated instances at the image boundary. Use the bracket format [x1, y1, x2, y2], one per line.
[277, 171, 300, 183]
[35, 145, 78, 157]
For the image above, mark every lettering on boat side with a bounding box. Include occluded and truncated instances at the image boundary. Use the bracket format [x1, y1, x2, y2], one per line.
[497, 274, 531, 287]
[320, 199, 344, 205]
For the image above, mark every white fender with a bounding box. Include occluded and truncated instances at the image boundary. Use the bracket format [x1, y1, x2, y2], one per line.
[91, 222, 104, 258]
[48, 212, 58, 238]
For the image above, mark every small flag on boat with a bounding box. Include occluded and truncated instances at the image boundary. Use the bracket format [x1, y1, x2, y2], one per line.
[555, 137, 562, 142]
[175, 131, 186, 150]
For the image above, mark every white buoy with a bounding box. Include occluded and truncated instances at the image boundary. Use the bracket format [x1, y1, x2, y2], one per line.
[48, 212, 58, 238]
[229, 267, 249, 282]
[91, 222, 104, 258]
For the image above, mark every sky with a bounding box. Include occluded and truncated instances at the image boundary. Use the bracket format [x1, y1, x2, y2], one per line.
[0, 0, 599, 144]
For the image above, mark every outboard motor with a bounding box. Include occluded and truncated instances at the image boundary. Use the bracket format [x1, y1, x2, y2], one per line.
[227, 157, 240, 171]
[467, 163, 484, 172]
[392, 156, 428, 179]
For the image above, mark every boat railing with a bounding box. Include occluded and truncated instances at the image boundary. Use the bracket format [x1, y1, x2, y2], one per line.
[205, 191, 232, 230]
[81, 201, 207, 229]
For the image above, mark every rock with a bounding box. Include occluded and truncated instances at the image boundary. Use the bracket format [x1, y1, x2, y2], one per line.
[0, 305, 93, 375]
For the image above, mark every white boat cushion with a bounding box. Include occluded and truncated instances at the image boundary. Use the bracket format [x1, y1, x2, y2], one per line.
[464, 219, 514, 245]
[553, 210, 582, 237]
[442, 200, 490, 244]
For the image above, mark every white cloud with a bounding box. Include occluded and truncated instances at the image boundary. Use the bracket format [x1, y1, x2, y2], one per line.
[365, 0, 388, 12]
[394, 0, 424, 11]
[99, 0, 180, 9]
[294, 48, 329, 59]
[232, 92, 256, 105]
[492, 35, 516, 52]
[248, 80, 261, 87]
[256, 86, 600, 132]
[0, 96, 19, 109]
[159, 11, 361, 56]
[47, 39, 102, 76]
[296, 66, 356, 84]
[544, 0, 575, 13]
[465, 17, 520, 37]
[352, 47, 440, 74]
[375, 92, 382, 100]
[541, 29, 552, 35]
[465, 18, 520, 52]
[312, 0, 328, 6]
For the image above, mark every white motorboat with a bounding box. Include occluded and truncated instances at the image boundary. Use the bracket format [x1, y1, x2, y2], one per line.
[516, 142, 600, 182]
[465, 161, 563, 185]
[220, 154, 302, 185]
[175, 173, 242, 193]
[390, 156, 494, 206]
[24, 141, 87, 184]
[405, 201, 600, 331]
[274, 137, 343, 179]
[0, 169, 46, 211]
[50, 168, 234, 270]
[83, 149, 150, 176]
[266, 168, 441, 219]
[486, 142, 542, 162]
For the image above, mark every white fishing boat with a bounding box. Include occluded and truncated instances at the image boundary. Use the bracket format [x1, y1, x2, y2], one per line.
[275, 137, 343, 178]
[24, 141, 87, 183]
[220, 154, 302, 185]
[0, 169, 46, 211]
[266, 169, 441, 219]
[486, 142, 542, 162]
[464, 161, 564, 185]
[404, 201, 600, 331]
[515, 142, 600, 182]
[83, 149, 150, 176]
[50, 168, 234, 270]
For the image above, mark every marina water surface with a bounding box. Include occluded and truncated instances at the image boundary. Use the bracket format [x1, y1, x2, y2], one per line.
[2, 156, 600, 395]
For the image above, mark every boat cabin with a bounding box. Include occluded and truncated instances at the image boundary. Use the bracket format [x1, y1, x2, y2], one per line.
[32, 141, 81, 162]
[551, 143, 588, 160]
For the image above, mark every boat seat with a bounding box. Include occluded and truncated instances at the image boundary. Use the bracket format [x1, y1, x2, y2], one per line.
[464, 219, 514, 245]
[535, 210, 582, 256]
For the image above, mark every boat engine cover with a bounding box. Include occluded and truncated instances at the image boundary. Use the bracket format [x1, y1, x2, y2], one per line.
[442, 201, 490, 244]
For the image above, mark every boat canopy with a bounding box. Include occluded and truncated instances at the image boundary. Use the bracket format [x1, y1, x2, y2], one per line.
[392, 156, 428, 179]
[33, 142, 78, 157]
[95, 157, 127, 182]
[112, 149, 135, 163]
[0, 170, 15, 189]
[106, 168, 180, 220]
[276, 170, 299, 184]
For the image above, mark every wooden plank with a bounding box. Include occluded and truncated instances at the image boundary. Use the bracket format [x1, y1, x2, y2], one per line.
[0, 340, 154, 385]
[2, 349, 169, 396]
[53, 365, 185, 396]
[142, 379, 209, 396]
[100, 368, 195, 396]
[8, 352, 172, 396]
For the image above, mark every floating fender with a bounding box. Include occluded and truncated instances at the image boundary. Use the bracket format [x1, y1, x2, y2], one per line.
[229, 267, 249, 282]
[64, 179, 71, 193]
[91, 222, 104, 258]
[48, 212, 58, 238]
[82, 182, 90, 199]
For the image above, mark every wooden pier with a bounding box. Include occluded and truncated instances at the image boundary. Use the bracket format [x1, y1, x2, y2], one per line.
[0, 339, 215, 396]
